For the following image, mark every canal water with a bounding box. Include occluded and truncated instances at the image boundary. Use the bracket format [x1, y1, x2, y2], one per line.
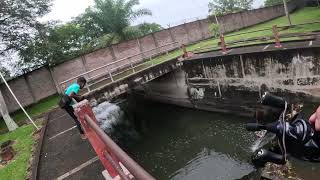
[93, 100, 320, 180]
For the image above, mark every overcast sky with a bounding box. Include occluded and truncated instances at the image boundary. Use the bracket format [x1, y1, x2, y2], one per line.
[42, 0, 265, 27]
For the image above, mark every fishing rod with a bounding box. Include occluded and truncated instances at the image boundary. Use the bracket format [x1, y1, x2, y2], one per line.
[246, 92, 320, 167]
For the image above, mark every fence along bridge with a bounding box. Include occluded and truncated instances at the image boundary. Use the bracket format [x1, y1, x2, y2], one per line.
[58, 42, 182, 102]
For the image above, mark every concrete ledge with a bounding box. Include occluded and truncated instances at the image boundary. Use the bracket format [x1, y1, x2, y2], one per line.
[30, 112, 51, 180]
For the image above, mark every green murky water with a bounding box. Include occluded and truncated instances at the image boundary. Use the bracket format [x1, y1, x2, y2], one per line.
[127, 102, 257, 179]
[98, 100, 320, 179]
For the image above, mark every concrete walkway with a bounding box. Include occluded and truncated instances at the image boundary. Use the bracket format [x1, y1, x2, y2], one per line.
[37, 108, 105, 180]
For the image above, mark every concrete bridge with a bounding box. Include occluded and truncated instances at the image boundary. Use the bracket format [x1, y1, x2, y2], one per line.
[58, 42, 182, 104]
[138, 37, 320, 117]
[58, 33, 320, 111]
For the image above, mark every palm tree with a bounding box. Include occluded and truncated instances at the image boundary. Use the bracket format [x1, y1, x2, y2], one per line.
[87, 0, 152, 41]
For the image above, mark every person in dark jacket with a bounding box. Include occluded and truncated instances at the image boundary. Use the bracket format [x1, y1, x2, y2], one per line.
[63, 77, 87, 139]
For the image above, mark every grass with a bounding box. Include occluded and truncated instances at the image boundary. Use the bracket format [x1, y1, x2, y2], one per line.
[190, 7, 320, 51]
[0, 124, 39, 180]
[0, 95, 59, 132]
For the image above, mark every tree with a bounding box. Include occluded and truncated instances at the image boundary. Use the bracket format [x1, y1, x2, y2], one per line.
[86, 0, 152, 41]
[19, 22, 91, 68]
[136, 23, 163, 35]
[209, 24, 220, 37]
[19, 0, 159, 67]
[208, 0, 253, 15]
[0, 67, 11, 80]
[0, 0, 52, 56]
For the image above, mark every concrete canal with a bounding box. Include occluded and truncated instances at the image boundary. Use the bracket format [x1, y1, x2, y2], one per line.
[92, 98, 320, 180]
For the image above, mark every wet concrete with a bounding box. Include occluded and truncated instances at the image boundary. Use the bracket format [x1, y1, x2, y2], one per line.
[37, 108, 104, 180]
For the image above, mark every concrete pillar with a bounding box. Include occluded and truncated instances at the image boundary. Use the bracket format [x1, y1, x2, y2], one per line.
[197, 19, 206, 40]
[48, 66, 62, 94]
[183, 23, 191, 43]
[151, 33, 159, 48]
[0, 89, 18, 131]
[109, 46, 117, 61]
[136, 38, 145, 60]
[151, 33, 159, 53]
[168, 26, 176, 43]
[24, 75, 37, 103]
[80, 56, 90, 79]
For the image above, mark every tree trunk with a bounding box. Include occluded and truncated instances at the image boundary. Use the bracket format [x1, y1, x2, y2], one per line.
[0, 90, 18, 131]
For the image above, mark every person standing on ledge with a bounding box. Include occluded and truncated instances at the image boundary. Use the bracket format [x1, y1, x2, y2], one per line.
[59, 77, 87, 139]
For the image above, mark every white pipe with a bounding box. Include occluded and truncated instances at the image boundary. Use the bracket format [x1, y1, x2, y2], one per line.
[0, 72, 39, 130]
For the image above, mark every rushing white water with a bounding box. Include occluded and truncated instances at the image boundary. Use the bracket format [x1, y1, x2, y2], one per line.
[92, 101, 140, 146]
[92, 102, 124, 134]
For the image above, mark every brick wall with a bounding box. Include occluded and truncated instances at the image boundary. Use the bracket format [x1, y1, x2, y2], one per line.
[84, 47, 115, 78]
[1, 77, 35, 112]
[26, 67, 57, 101]
[51, 57, 87, 92]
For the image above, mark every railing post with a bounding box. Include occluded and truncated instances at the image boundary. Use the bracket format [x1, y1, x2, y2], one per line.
[151, 57, 154, 66]
[220, 34, 228, 54]
[86, 86, 91, 92]
[128, 57, 135, 73]
[107, 68, 114, 82]
[182, 44, 188, 58]
[272, 25, 282, 48]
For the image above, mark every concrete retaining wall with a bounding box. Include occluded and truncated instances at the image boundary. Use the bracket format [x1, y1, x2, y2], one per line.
[0, 0, 304, 113]
[139, 47, 320, 116]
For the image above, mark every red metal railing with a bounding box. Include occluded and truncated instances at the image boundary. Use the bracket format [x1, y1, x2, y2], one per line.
[74, 100, 155, 180]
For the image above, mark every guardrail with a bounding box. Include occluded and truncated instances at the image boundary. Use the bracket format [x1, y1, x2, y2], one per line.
[59, 42, 180, 93]
[75, 100, 155, 180]
[193, 21, 320, 54]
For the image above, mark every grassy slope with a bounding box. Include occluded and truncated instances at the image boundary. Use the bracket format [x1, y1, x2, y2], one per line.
[0, 124, 37, 180]
[187, 7, 320, 51]
[0, 95, 59, 132]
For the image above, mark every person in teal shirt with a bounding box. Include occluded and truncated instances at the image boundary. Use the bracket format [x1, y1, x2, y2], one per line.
[63, 77, 87, 139]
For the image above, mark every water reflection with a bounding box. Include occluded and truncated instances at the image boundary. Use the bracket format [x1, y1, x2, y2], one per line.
[171, 148, 254, 180]
[128, 101, 257, 179]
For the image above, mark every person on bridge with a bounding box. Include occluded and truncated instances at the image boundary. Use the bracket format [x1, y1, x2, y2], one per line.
[59, 77, 87, 139]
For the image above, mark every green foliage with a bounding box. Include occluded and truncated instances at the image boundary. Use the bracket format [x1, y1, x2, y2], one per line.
[86, 0, 152, 41]
[208, 0, 253, 15]
[19, 22, 89, 67]
[0, 66, 11, 80]
[136, 23, 163, 35]
[209, 24, 220, 37]
[18, 0, 161, 68]
[264, 0, 289, 7]
[0, 124, 37, 179]
[0, 0, 52, 56]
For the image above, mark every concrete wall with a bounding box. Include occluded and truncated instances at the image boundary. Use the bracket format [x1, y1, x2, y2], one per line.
[0, 0, 304, 113]
[139, 47, 320, 117]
